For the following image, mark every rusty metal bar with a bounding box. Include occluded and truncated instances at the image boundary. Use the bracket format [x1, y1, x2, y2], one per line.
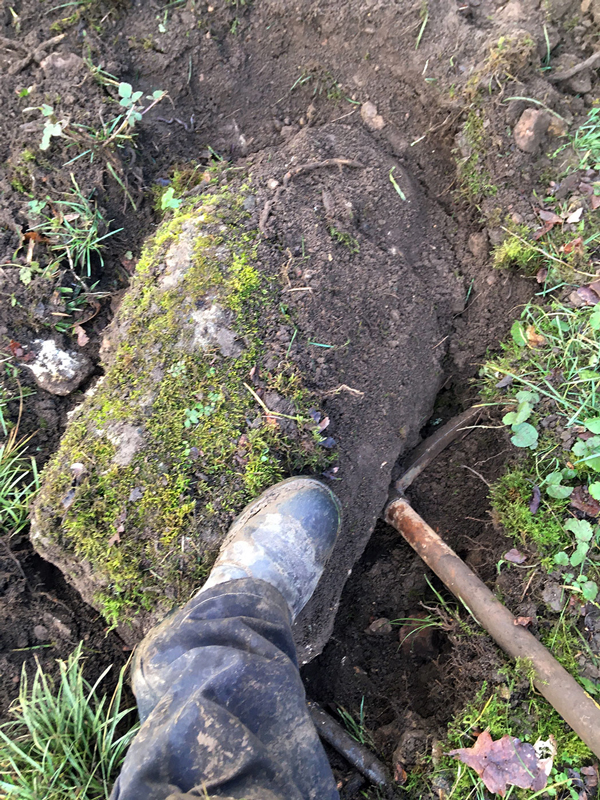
[384, 496, 600, 759]
[394, 406, 481, 493]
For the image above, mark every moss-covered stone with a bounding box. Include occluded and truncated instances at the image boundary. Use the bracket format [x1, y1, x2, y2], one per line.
[31, 179, 328, 637]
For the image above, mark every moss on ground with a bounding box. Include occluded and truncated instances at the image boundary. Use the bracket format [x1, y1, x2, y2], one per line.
[456, 110, 498, 203]
[32, 176, 331, 629]
[490, 466, 570, 556]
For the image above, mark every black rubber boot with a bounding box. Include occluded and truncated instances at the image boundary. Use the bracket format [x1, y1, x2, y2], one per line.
[199, 477, 342, 619]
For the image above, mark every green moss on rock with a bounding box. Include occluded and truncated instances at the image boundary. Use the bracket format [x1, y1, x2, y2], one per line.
[31, 180, 329, 635]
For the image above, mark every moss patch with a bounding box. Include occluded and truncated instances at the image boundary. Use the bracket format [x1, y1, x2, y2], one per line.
[490, 466, 570, 556]
[456, 110, 498, 203]
[32, 176, 330, 630]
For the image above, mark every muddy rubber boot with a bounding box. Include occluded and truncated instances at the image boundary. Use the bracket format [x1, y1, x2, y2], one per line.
[199, 477, 342, 620]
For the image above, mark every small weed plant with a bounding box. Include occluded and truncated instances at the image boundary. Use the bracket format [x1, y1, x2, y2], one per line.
[25, 82, 166, 164]
[160, 187, 182, 212]
[484, 298, 600, 600]
[0, 644, 138, 799]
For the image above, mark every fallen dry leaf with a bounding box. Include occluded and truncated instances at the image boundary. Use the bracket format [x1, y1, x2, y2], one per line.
[505, 548, 527, 564]
[514, 616, 533, 627]
[536, 267, 548, 284]
[448, 730, 552, 797]
[570, 486, 600, 518]
[563, 236, 584, 256]
[394, 762, 407, 785]
[577, 286, 600, 306]
[589, 280, 600, 300]
[533, 221, 554, 240]
[538, 209, 563, 225]
[107, 531, 121, 547]
[582, 765, 598, 790]
[8, 340, 23, 358]
[566, 208, 584, 224]
[73, 324, 90, 347]
[592, 194, 600, 210]
[526, 325, 546, 348]
[114, 509, 126, 535]
[529, 486, 541, 515]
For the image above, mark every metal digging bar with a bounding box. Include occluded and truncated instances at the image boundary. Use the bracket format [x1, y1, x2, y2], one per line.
[384, 407, 600, 760]
[310, 405, 600, 786]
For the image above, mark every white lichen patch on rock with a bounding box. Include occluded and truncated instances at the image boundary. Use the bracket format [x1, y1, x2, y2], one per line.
[184, 301, 243, 358]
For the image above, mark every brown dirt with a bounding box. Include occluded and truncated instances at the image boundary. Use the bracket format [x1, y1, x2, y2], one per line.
[0, 0, 597, 790]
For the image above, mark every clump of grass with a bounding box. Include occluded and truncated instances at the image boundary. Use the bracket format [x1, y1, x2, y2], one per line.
[554, 107, 600, 171]
[29, 175, 121, 277]
[0, 643, 138, 799]
[337, 697, 375, 750]
[573, 107, 600, 168]
[290, 66, 344, 100]
[0, 422, 38, 537]
[484, 299, 600, 595]
[484, 33, 536, 82]
[485, 301, 600, 429]
[393, 576, 481, 640]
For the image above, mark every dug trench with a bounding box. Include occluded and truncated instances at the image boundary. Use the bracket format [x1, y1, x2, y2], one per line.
[0, 0, 590, 793]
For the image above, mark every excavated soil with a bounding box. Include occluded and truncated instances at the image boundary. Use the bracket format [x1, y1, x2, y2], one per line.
[1, 0, 598, 793]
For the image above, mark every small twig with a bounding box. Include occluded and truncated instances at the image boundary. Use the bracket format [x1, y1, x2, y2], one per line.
[410, 112, 456, 146]
[548, 51, 600, 83]
[243, 383, 300, 421]
[324, 384, 365, 398]
[520, 569, 537, 603]
[283, 159, 363, 187]
[0, 537, 32, 591]
[37, 590, 75, 616]
[9, 33, 66, 75]
[259, 159, 364, 235]
[258, 186, 285, 235]
[329, 108, 357, 124]
[462, 465, 491, 487]
[432, 334, 449, 350]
